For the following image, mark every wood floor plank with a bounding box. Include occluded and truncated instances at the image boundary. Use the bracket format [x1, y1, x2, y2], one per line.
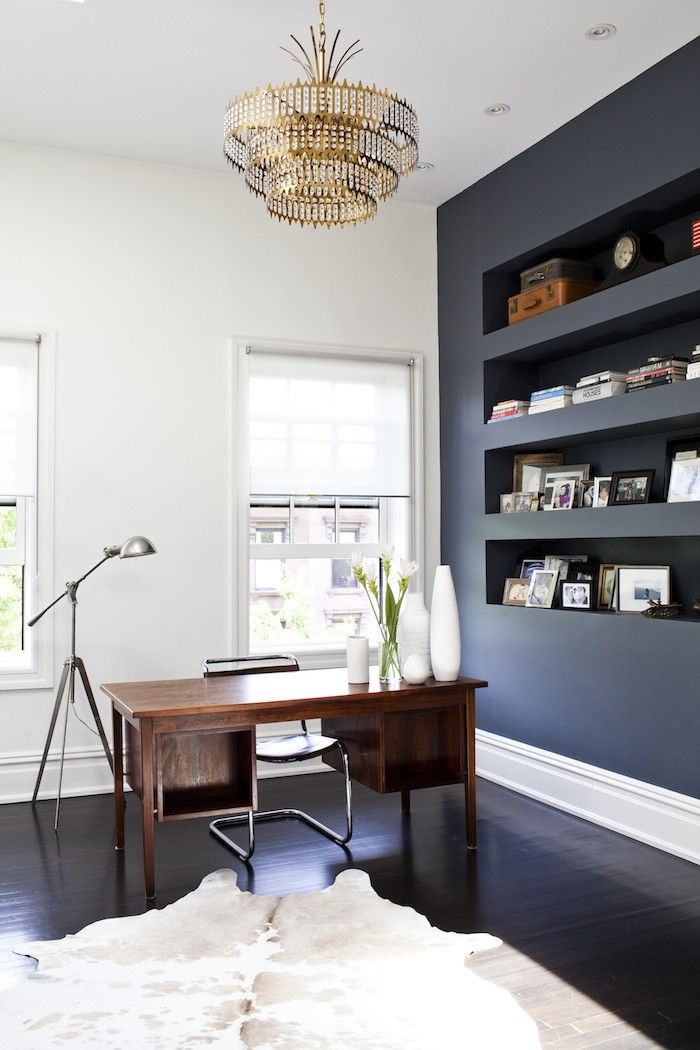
[0, 774, 698, 1048]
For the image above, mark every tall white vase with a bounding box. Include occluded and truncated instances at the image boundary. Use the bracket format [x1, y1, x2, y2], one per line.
[429, 566, 461, 682]
[397, 593, 431, 675]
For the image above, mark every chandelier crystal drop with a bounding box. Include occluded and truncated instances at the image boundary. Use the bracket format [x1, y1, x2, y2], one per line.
[224, 0, 419, 228]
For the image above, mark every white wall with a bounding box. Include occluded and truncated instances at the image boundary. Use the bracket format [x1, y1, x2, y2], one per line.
[0, 141, 439, 801]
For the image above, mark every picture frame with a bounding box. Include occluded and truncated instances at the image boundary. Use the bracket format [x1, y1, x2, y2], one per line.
[520, 558, 545, 580]
[572, 563, 599, 595]
[542, 463, 591, 483]
[525, 569, 558, 609]
[580, 479, 595, 508]
[544, 475, 578, 510]
[500, 493, 515, 513]
[512, 491, 540, 513]
[560, 580, 593, 610]
[663, 436, 700, 498]
[597, 564, 620, 610]
[609, 469, 655, 506]
[513, 452, 564, 493]
[592, 476, 612, 507]
[667, 456, 700, 503]
[616, 565, 670, 613]
[543, 555, 569, 581]
[502, 577, 529, 606]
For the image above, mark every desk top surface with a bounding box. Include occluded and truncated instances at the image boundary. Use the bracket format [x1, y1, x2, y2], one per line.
[101, 667, 487, 720]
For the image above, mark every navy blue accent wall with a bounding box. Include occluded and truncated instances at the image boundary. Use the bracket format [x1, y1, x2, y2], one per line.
[437, 40, 700, 796]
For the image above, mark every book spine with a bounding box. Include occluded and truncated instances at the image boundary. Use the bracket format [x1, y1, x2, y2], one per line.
[627, 376, 685, 390]
[627, 358, 689, 375]
[626, 368, 686, 382]
[531, 387, 574, 399]
[572, 382, 626, 404]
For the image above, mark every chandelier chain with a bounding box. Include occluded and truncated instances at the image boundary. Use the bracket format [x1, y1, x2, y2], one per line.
[319, 0, 326, 51]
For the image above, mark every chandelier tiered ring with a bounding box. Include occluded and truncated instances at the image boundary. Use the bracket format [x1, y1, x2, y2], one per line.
[224, 1, 419, 227]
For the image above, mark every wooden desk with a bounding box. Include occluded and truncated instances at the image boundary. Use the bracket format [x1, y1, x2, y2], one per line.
[101, 669, 487, 898]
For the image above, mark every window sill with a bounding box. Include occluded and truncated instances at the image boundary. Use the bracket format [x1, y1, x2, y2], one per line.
[0, 669, 54, 691]
[250, 644, 378, 671]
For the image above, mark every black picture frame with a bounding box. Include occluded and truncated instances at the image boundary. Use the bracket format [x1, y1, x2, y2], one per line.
[559, 580, 593, 611]
[609, 469, 655, 506]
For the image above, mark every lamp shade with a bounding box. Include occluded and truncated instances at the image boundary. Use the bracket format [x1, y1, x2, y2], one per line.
[119, 536, 157, 559]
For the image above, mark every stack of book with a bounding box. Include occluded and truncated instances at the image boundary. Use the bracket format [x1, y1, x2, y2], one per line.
[687, 346, 700, 381]
[572, 370, 628, 405]
[626, 357, 689, 392]
[488, 399, 530, 422]
[528, 385, 574, 414]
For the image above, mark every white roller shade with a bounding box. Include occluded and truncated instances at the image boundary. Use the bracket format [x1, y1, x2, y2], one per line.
[0, 339, 38, 498]
[248, 350, 412, 497]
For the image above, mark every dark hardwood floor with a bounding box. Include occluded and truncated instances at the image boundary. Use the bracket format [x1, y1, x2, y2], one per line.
[1, 774, 699, 1048]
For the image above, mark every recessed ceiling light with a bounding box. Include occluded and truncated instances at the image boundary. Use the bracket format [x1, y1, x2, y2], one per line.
[416, 161, 435, 171]
[585, 23, 617, 41]
[484, 103, 511, 117]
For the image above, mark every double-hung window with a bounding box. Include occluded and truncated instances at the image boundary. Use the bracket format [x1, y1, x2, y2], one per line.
[239, 343, 422, 659]
[0, 333, 54, 687]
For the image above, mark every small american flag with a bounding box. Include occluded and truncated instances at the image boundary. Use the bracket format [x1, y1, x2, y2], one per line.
[692, 218, 700, 252]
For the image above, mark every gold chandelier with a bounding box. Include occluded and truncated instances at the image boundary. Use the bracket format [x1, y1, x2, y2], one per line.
[224, 0, 419, 228]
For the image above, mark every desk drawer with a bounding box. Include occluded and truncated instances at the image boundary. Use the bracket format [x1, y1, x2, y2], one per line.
[154, 727, 256, 821]
[323, 706, 465, 793]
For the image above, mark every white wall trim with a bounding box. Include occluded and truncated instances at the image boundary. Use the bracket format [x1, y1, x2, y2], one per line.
[0, 722, 326, 805]
[476, 729, 700, 865]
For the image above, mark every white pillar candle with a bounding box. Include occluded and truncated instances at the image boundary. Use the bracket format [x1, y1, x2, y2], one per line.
[347, 635, 370, 683]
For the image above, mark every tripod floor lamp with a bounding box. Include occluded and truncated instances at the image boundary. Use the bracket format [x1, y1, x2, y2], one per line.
[29, 535, 157, 831]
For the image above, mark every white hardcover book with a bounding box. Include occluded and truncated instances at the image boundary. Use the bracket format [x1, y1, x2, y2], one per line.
[528, 399, 572, 414]
[571, 381, 627, 404]
[576, 371, 628, 388]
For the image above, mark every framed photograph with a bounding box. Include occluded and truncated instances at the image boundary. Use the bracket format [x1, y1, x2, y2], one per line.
[580, 480, 595, 508]
[502, 578, 529, 606]
[667, 457, 700, 503]
[512, 491, 539, 513]
[500, 493, 515, 513]
[610, 469, 655, 506]
[573, 563, 599, 593]
[616, 566, 670, 613]
[520, 558, 545, 580]
[560, 580, 593, 610]
[542, 463, 591, 483]
[592, 476, 612, 507]
[525, 569, 558, 609]
[544, 476, 578, 510]
[513, 452, 564, 493]
[544, 555, 569, 581]
[597, 564, 620, 610]
[663, 436, 700, 498]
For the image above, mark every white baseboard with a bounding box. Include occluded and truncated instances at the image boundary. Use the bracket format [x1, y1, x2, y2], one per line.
[4, 727, 696, 867]
[476, 729, 700, 865]
[0, 723, 326, 806]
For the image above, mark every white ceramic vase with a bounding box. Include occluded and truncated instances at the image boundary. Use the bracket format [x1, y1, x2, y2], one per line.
[429, 566, 461, 682]
[397, 593, 431, 676]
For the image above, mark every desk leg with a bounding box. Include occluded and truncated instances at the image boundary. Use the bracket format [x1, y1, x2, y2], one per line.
[401, 789, 411, 816]
[112, 706, 124, 850]
[140, 718, 156, 899]
[465, 690, 477, 848]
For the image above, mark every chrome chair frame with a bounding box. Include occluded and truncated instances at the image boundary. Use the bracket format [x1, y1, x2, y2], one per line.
[202, 655, 352, 861]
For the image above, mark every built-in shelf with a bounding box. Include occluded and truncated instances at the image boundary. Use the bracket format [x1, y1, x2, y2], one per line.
[484, 502, 700, 540]
[482, 254, 700, 365]
[487, 604, 700, 625]
[482, 379, 700, 452]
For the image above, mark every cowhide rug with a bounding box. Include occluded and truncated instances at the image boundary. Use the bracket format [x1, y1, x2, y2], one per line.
[7, 868, 540, 1048]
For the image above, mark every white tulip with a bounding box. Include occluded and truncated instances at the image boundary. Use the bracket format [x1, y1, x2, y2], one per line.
[400, 559, 419, 579]
[379, 543, 394, 562]
[364, 562, 377, 582]
[350, 551, 364, 569]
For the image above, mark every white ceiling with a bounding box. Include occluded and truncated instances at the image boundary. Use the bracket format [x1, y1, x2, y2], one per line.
[1, 1, 699, 206]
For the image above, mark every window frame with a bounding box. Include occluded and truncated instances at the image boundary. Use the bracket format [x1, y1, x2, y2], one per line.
[0, 329, 55, 690]
[231, 338, 424, 667]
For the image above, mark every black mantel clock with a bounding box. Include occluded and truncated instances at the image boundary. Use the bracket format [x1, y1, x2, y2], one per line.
[597, 230, 666, 290]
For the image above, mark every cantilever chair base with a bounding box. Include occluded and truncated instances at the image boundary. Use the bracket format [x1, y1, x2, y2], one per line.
[210, 741, 353, 861]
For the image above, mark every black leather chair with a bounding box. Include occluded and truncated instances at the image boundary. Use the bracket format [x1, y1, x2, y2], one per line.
[202, 655, 352, 860]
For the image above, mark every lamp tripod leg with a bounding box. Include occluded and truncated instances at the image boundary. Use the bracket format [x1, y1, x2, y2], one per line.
[32, 661, 70, 805]
[54, 663, 74, 832]
[75, 658, 114, 773]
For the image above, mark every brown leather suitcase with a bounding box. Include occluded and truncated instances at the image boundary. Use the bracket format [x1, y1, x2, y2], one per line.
[508, 277, 597, 325]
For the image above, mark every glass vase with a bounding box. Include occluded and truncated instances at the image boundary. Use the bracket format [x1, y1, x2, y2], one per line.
[379, 636, 401, 683]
